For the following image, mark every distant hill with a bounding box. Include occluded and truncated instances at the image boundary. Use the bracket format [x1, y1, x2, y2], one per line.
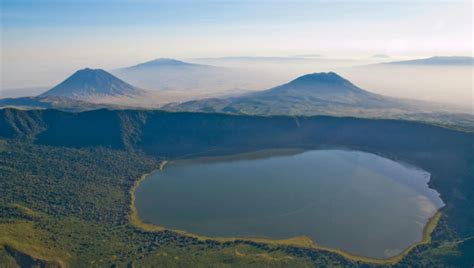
[250, 72, 385, 103]
[112, 58, 277, 93]
[384, 56, 474, 66]
[40, 68, 146, 101]
[164, 72, 412, 115]
[122, 58, 205, 69]
[112, 58, 225, 91]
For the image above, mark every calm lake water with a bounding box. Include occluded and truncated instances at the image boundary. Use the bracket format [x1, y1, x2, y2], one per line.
[135, 149, 444, 259]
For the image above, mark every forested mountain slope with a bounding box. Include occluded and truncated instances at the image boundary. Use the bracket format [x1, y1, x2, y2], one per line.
[1, 108, 473, 267]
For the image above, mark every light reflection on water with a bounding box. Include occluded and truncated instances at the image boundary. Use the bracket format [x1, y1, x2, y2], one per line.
[136, 149, 444, 259]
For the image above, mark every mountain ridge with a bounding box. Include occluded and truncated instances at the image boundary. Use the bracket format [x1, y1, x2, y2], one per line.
[1, 107, 471, 154]
[384, 56, 474, 66]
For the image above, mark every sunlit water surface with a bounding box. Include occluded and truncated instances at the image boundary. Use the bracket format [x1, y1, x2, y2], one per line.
[135, 149, 444, 258]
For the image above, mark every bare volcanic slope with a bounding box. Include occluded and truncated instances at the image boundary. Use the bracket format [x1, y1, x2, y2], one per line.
[40, 68, 147, 102]
[164, 72, 413, 115]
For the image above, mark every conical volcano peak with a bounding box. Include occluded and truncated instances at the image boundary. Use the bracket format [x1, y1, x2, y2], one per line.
[40, 68, 144, 100]
[78, 67, 96, 72]
[76, 67, 105, 73]
[264, 72, 362, 95]
[71, 68, 112, 78]
[289, 72, 350, 85]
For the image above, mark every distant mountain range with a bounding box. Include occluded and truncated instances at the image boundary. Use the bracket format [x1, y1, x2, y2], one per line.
[162, 72, 474, 130]
[195, 56, 317, 62]
[1, 65, 473, 131]
[384, 56, 474, 66]
[41, 68, 146, 101]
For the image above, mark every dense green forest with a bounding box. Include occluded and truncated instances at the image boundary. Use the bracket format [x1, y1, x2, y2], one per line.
[1, 108, 473, 267]
[0, 141, 357, 267]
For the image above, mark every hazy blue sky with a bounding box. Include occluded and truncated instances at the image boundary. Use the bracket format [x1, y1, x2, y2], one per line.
[1, 0, 472, 88]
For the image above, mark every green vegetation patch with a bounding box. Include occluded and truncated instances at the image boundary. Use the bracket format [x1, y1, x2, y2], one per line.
[0, 137, 473, 267]
[0, 141, 329, 267]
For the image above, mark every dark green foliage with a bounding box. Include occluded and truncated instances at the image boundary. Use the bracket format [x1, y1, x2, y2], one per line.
[0, 109, 46, 140]
[1, 108, 473, 266]
[0, 141, 348, 267]
[0, 142, 160, 222]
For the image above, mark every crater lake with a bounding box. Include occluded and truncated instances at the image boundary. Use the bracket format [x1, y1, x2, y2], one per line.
[135, 149, 444, 259]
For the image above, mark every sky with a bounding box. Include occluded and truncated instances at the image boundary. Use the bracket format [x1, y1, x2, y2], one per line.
[0, 0, 473, 89]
